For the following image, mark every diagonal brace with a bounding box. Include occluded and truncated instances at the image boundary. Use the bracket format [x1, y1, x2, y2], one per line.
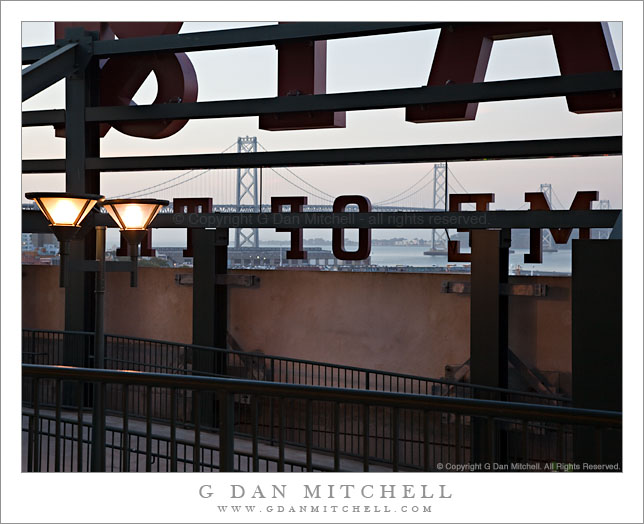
[22, 43, 79, 102]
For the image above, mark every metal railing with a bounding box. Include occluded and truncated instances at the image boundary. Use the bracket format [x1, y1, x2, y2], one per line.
[22, 328, 572, 467]
[23, 329, 569, 403]
[22, 364, 621, 472]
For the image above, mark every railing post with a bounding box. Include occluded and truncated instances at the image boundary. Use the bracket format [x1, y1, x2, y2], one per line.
[423, 409, 431, 471]
[122, 384, 130, 472]
[305, 399, 313, 471]
[27, 415, 34, 472]
[33, 379, 41, 471]
[333, 403, 340, 471]
[218, 391, 235, 472]
[170, 388, 177, 472]
[77, 380, 84, 471]
[363, 405, 370, 472]
[90, 381, 105, 472]
[251, 395, 259, 472]
[193, 390, 201, 472]
[55, 379, 62, 472]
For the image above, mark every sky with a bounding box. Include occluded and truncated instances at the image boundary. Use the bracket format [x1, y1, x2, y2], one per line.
[20, 21, 624, 244]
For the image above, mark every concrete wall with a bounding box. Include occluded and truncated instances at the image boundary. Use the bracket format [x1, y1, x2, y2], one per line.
[22, 266, 572, 384]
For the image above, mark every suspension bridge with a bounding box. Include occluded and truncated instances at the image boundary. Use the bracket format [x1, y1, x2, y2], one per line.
[23, 136, 610, 250]
[106, 136, 474, 249]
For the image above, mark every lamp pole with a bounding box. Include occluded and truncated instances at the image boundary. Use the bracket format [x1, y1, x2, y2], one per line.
[91, 225, 106, 471]
[25, 193, 167, 471]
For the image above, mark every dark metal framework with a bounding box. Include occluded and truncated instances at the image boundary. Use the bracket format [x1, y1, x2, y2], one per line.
[23, 328, 572, 469]
[23, 209, 621, 233]
[22, 22, 623, 471]
[23, 364, 621, 472]
[23, 71, 621, 127]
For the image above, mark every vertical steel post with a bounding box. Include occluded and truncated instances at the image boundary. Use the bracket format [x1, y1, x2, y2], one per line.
[470, 229, 510, 465]
[62, 28, 100, 406]
[94, 226, 106, 369]
[91, 226, 106, 471]
[572, 239, 622, 466]
[218, 392, 235, 472]
[192, 228, 229, 426]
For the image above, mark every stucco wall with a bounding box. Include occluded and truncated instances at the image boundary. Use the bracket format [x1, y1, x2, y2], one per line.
[22, 266, 572, 383]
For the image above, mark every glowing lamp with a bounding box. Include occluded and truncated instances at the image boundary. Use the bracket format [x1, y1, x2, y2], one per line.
[101, 199, 167, 231]
[25, 192, 103, 232]
[101, 198, 168, 254]
[25, 192, 104, 286]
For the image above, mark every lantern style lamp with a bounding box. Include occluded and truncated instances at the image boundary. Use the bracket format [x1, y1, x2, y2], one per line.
[101, 199, 168, 285]
[25, 192, 104, 285]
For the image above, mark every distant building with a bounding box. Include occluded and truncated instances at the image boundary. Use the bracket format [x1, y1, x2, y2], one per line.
[21, 234, 34, 252]
[38, 243, 59, 256]
[153, 246, 370, 269]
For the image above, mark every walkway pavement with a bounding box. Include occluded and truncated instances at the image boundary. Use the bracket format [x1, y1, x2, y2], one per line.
[22, 409, 395, 472]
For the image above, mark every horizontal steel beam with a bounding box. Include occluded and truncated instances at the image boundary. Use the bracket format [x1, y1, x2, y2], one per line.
[22, 109, 65, 127]
[153, 209, 621, 230]
[22, 44, 58, 65]
[92, 22, 445, 57]
[22, 209, 621, 233]
[22, 136, 622, 174]
[442, 281, 549, 296]
[22, 363, 622, 426]
[22, 71, 621, 127]
[21, 43, 78, 101]
[68, 259, 136, 273]
[22, 22, 445, 64]
[93, 71, 627, 125]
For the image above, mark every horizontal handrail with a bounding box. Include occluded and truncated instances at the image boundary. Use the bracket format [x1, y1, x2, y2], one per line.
[23, 364, 620, 427]
[105, 332, 569, 402]
[22, 328, 570, 402]
[23, 328, 95, 336]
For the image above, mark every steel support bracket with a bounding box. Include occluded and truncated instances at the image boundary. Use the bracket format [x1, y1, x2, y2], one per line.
[67, 260, 137, 273]
[22, 29, 97, 102]
[175, 273, 260, 288]
[216, 274, 260, 288]
[22, 43, 79, 101]
[441, 281, 548, 297]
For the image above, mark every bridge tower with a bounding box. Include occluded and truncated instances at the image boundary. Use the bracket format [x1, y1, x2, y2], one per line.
[430, 163, 448, 252]
[540, 183, 555, 251]
[235, 136, 260, 248]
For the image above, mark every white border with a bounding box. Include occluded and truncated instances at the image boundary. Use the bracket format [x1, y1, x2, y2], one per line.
[2, 2, 642, 523]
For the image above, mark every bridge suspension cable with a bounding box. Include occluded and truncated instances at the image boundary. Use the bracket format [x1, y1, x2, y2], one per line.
[262, 166, 335, 202]
[107, 137, 472, 208]
[257, 142, 336, 201]
[110, 140, 237, 198]
[447, 167, 469, 194]
[373, 169, 433, 205]
[551, 188, 567, 210]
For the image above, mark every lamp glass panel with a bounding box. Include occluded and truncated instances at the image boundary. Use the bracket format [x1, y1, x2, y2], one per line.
[105, 203, 160, 230]
[38, 197, 97, 227]
[77, 200, 98, 225]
